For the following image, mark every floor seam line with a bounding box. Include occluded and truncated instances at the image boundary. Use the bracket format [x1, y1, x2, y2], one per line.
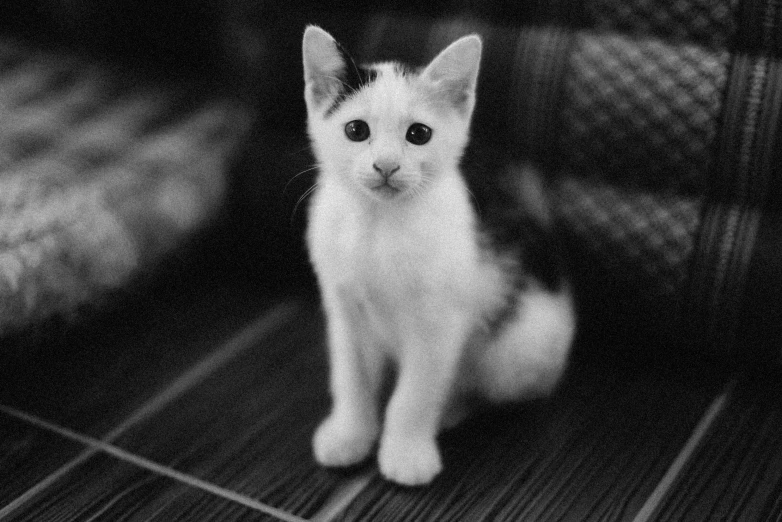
[0, 406, 306, 522]
[0, 300, 300, 519]
[310, 470, 375, 522]
[102, 300, 300, 441]
[631, 378, 736, 522]
[0, 446, 98, 519]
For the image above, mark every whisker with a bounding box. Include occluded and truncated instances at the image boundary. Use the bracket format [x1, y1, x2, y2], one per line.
[289, 143, 314, 157]
[321, 73, 356, 94]
[465, 186, 482, 217]
[291, 183, 319, 225]
[409, 173, 433, 209]
[284, 165, 320, 194]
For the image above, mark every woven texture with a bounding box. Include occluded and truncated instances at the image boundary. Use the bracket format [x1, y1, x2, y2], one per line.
[560, 33, 728, 192]
[554, 178, 701, 297]
[0, 38, 253, 336]
[584, 0, 736, 48]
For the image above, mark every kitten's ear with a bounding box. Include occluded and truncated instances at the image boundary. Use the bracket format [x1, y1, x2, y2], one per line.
[303, 25, 349, 110]
[421, 35, 482, 113]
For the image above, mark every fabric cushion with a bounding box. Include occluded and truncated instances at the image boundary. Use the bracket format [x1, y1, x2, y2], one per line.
[0, 38, 253, 336]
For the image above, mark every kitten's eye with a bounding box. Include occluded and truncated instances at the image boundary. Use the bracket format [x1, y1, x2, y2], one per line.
[406, 123, 432, 145]
[345, 120, 370, 142]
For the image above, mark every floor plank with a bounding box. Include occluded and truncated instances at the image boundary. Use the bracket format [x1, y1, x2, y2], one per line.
[1, 453, 291, 521]
[0, 269, 279, 437]
[651, 367, 782, 521]
[0, 415, 84, 508]
[0, 255, 745, 522]
[109, 306, 357, 520]
[334, 356, 726, 522]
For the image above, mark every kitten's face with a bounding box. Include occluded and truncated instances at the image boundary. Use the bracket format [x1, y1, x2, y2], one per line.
[302, 27, 482, 202]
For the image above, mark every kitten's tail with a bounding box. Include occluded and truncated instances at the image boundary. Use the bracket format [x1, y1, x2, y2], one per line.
[479, 281, 577, 402]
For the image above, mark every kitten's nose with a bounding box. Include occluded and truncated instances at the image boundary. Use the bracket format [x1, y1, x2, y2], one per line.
[373, 162, 400, 178]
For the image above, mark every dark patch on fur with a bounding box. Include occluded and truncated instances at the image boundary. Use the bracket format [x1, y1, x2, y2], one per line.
[393, 62, 416, 77]
[464, 145, 570, 337]
[462, 139, 568, 294]
[324, 42, 377, 117]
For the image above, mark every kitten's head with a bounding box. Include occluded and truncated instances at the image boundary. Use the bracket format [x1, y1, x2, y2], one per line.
[302, 26, 482, 201]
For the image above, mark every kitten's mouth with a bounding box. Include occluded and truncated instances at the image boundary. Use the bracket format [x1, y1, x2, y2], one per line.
[371, 181, 403, 198]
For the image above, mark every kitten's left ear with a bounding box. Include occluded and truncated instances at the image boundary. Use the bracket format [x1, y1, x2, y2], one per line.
[421, 35, 482, 113]
[303, 25, 349, 110]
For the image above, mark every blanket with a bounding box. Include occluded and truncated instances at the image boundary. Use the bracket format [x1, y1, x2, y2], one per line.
[0, 38, 253, 336]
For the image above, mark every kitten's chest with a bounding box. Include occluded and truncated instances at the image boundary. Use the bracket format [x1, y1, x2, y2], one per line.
[318, 208, 437, 281]
[308, 189, 476, 294]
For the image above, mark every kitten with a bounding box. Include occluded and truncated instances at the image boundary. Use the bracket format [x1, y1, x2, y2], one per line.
[302, 25, 576, 486]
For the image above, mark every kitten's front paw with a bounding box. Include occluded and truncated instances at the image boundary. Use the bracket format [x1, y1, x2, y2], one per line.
[313, 415, 378, 468]
[378, 435, 442, 486]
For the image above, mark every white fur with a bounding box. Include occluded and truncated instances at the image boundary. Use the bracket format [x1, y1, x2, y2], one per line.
[302, 25, 575, 486]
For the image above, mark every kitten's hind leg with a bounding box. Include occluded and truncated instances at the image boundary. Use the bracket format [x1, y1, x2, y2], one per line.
[314, 294, 384, 468]
[479, 287, 576, 402]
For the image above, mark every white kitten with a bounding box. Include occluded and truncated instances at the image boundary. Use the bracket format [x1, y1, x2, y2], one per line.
[302, 25, 576, 486]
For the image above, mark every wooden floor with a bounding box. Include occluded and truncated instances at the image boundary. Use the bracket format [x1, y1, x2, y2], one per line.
[0, 256, 780, 521]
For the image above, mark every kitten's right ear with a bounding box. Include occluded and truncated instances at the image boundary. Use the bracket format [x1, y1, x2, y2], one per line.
[421, 35, 482, 114]
[302, 26, 347, 110]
